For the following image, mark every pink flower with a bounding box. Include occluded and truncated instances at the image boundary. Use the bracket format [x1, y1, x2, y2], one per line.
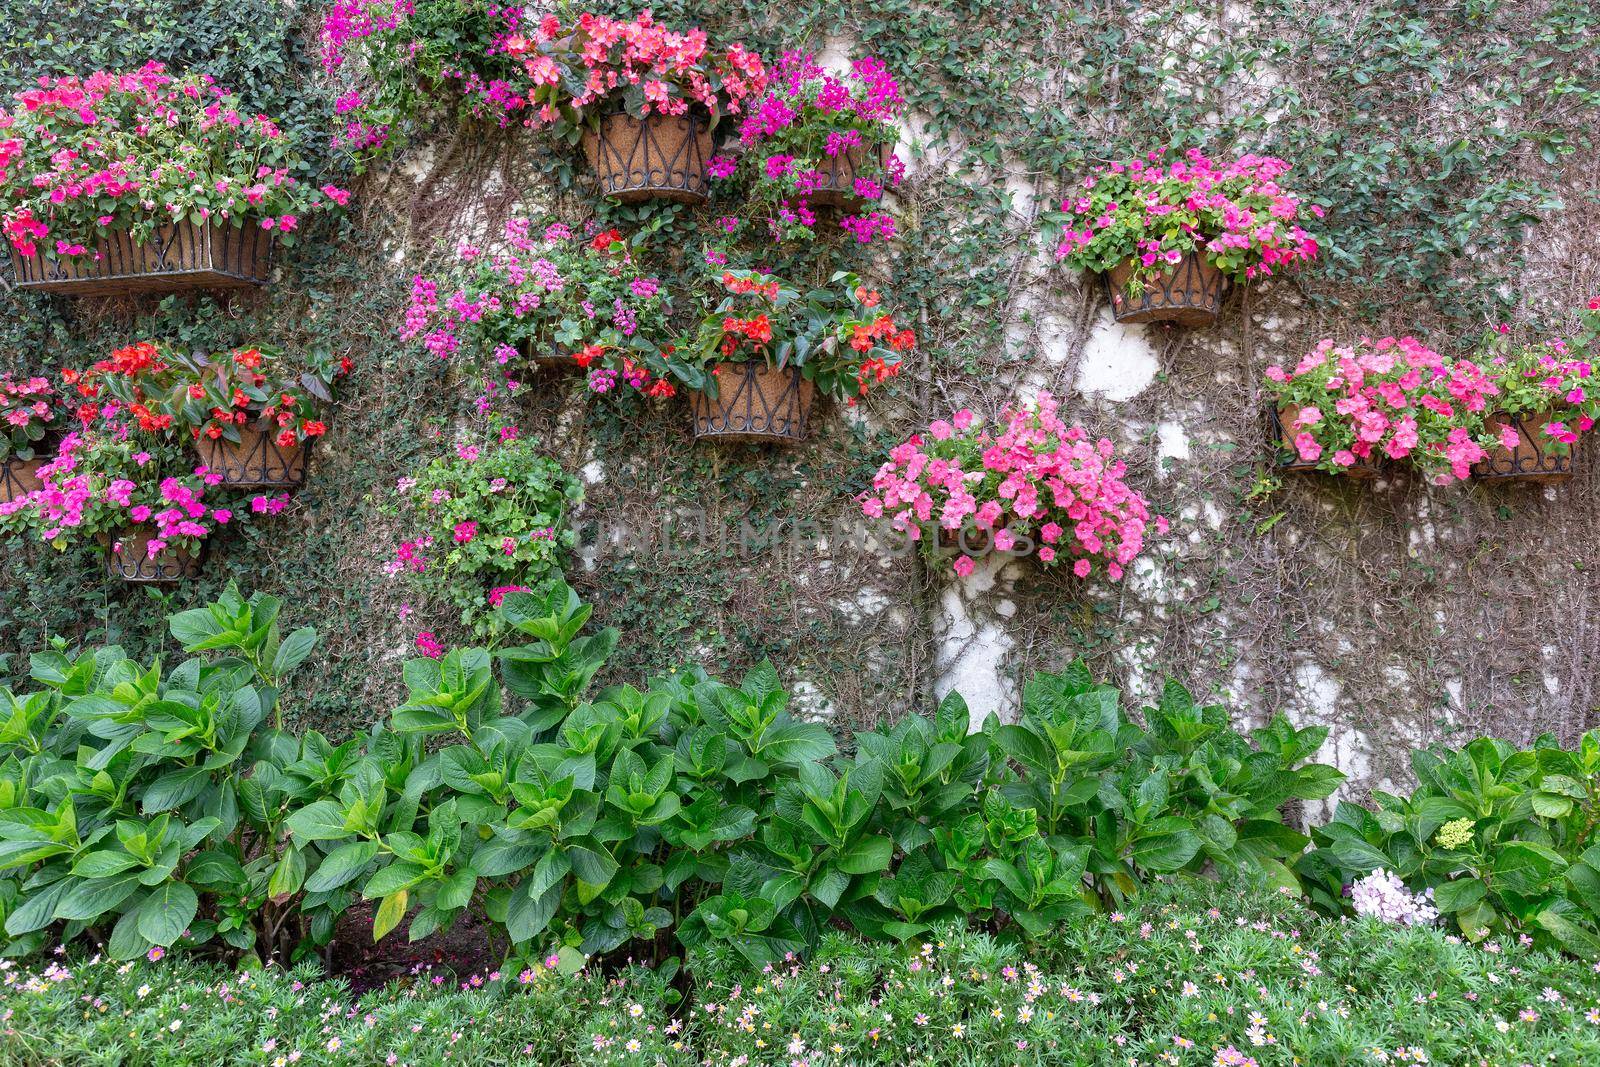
[952, 555, 975, 578]
[1073, 558, 1092, 578]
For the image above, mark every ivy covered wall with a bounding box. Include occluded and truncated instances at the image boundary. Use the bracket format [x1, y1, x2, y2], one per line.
[2, 0, 1599, 805]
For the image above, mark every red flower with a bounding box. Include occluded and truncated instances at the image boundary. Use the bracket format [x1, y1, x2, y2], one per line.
[303, 420, 327, 436]
[591, 228, 623, 251]
[187, 384, 206, 399]
[276, 430, 297, 447]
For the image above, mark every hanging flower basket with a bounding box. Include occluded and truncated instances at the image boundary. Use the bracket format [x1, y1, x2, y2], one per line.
[807, 142, 890, 211]
[194, 419, 309, 489]
[1106, 252, 1226, 327]
[9, 219, 273, 298]
[581, 112, 713, 204]
[1272, 405, 1382, 479]
[0, 455, 46, 504]
[1472, 411, 1580, 483]
[689, 363, 813, 444]
[104, 527, 204, 583]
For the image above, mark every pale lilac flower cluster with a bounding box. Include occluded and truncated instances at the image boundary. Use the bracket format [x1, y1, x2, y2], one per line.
[1350, 869, 1439, 927]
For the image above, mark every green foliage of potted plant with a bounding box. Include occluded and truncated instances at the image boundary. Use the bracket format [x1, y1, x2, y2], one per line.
[664, 269, 916, 444]
[319, 0, 541, 162]
[383, 426, 581, 635]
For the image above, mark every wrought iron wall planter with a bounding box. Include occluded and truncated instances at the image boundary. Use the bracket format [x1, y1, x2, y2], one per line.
[0, 456, 46, 504]
[194, 423, 309, 489]
[1106, 251, 1226, 326]
[1472, 411, 1580, 483]
[690, 363, 813, 444]
[1270, 405, 1382, 479]
[9, 220, 273, 297]
[104, 527, 205, 583]
[582, 112, 713, 204]
[807, 142, 889, 211]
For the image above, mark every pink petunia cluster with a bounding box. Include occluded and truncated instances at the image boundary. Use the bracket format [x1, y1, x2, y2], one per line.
[1055, 147, 1320, 287]
[1265, 336, 1525, 481]
[0, 63, 348, 259]
[0, 431, 234, 557]
[860, 393, 1165, 580]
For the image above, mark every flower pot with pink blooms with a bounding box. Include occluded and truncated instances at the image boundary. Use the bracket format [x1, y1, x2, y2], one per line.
[104, 525, 206, 583]
[513, 12, 768, 203]
[1263, 336, 1505, 483]
[400, 219, 675, 398]
[0, 373, 66, 504]
[0, 64, 347, 297]
[0, 432, 238, 584]
[1052, 149, 1322, 327]
[665, 269, 915, 444]
[1468, 306, 1600, 483]
[860, 392, 1164, 581]
[713, 51, 905, 243]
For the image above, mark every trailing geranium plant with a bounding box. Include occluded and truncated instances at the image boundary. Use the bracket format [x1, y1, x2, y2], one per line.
[0, 373, 66, 462]
[512, 10, 768, 137]
[383, 425, 581, 634]
[1052, 148, 1321, 294]
[860, 392, 1165, 579]
[0, 62, 348, 263]
[0, 429, 236, 560]
[1263, 336, 1496, 481]
[401, 218, 675, 395]
[717, 51, 906, 244]
[60, 341, 342, 450]
[662, 269, 915, 401]
[186, 344, 343, 448]
[319, 0, 542, 160]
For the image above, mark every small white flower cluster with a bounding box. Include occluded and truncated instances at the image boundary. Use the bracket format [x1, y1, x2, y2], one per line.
[1350, 869, 1439, 927]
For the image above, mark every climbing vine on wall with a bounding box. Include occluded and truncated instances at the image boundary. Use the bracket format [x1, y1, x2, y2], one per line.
[2, 1, 1598, 795]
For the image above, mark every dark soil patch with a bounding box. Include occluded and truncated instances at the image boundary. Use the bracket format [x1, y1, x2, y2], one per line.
[329, 902, 503, 993]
